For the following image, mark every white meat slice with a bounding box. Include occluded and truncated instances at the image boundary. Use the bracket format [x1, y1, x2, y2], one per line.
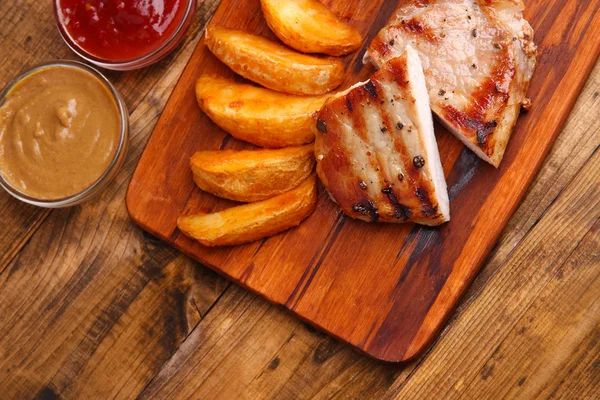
[367, 0, 537, 167]
[315, 47, 450, 225]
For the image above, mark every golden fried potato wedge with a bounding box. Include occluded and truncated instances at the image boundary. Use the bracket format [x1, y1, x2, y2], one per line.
[260, 0, 362, 56]
[178, 175, 317, 247]
[191, 145, 315, 202]
[196, 75, 328, 148]
[204, 26, 344, 95]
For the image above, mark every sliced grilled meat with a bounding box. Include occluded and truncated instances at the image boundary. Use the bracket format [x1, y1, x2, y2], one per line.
[315, 47, 450, 225]
[367, 0, 537, 167]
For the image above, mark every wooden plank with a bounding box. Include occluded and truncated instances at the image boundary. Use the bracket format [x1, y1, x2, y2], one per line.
[0, 198, 49, 273]
[0, 1, 598, 398]
[138, 284, 407, 399]
[0, 1, 231, 398]
[0, 0, 218, 272]
[330, 58, 600, 398]
[381, 142, 600, 398]
[464, 59, 600, 290]
[0, 0, 68, 273]
[137, 61, 600, 399]
[139, 141, 600, 400]
[465, 221, 600, 400]
[127, 0, 600, 360]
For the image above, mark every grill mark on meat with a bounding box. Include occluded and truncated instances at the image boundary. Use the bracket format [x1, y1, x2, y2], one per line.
[382, 185, 412, 221]
[381, 63, 441, 222]
[363, 81, 378, 98]
[365, 81, 391, 185]
[323, 94, 384, 212]
[374, 66, 417, 190]
[473, 62, 514, 114]
[442, 105, 492, 151]
[445, 62, 513, 150]
[367, 0, 536, 167]
[390, 128, 438, 220]
[476, 120, 498, 146]
[403, 19, 425, 34]
[373, 77, 402, 185]
[440, 58, 514, 152]
[352, 200, 380, 221]
[385, 60, 410, 90]
[315, 53, 448, 225]
[415, 187, 438, 217]
[390, 126, 415, 183]
[371, 37, 394, 60]
[346, 92, 369, 142]
[319, 108, 352, 190]
[397, 18, 440, 43]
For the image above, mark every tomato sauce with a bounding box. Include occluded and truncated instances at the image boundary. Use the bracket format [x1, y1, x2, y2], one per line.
[57, 0, 187, 62]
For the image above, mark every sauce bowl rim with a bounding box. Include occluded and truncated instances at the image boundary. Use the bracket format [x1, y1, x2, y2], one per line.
[0, 60, 129, 208]
[53, 0, 197, 71]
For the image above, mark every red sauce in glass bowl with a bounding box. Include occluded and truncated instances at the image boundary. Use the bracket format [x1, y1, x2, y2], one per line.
[55, 0, 193, 68]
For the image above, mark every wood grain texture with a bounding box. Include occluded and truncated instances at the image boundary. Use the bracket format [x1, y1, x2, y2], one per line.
[0, 0, 209, 273]
[127, 0, 600, 361]
[382, 152, 600, 399]
[137, 145, 600, 399]
[0, 0, 230, 398]
[0, 1, 599, 399]
[0, 0, 70, 274]
[135, 62, 600, 400]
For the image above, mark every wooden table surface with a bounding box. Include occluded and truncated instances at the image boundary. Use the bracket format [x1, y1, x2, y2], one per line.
[0, 1, 598, 399]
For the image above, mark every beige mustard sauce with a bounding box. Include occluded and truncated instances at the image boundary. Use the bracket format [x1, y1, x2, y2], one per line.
[0, 66, 120, 199]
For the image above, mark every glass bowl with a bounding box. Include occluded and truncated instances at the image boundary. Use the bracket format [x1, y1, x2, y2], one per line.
[0, 60, 129, 208]
[53, 0, 197, 71]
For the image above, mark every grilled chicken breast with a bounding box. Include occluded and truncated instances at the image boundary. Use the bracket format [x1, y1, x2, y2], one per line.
[315, 47, 449, 225]
[367, 0, 537, 167]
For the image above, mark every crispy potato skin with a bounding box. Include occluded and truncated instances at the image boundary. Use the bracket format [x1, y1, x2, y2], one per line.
[205, 26, 344, 95]
[190, 145, 315, 202]
[260, 0, 362, 56]
[178, 175, 317, 247]
[196, 75, 328, 148]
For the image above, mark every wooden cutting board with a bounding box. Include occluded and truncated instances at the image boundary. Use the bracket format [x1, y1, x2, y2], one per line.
[126, 0, 600, 361]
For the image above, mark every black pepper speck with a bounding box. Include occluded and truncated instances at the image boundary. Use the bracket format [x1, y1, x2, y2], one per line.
[413, 156, 425, 168]
[317, 118, 327, 133]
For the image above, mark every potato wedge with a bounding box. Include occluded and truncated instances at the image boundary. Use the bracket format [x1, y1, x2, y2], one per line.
[204, 26, 344, 95]
[191, 145, 315, 202]
[178, 175, 317, 247]
[260, 0, 362, 56]
[196, 75, 328, 148]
